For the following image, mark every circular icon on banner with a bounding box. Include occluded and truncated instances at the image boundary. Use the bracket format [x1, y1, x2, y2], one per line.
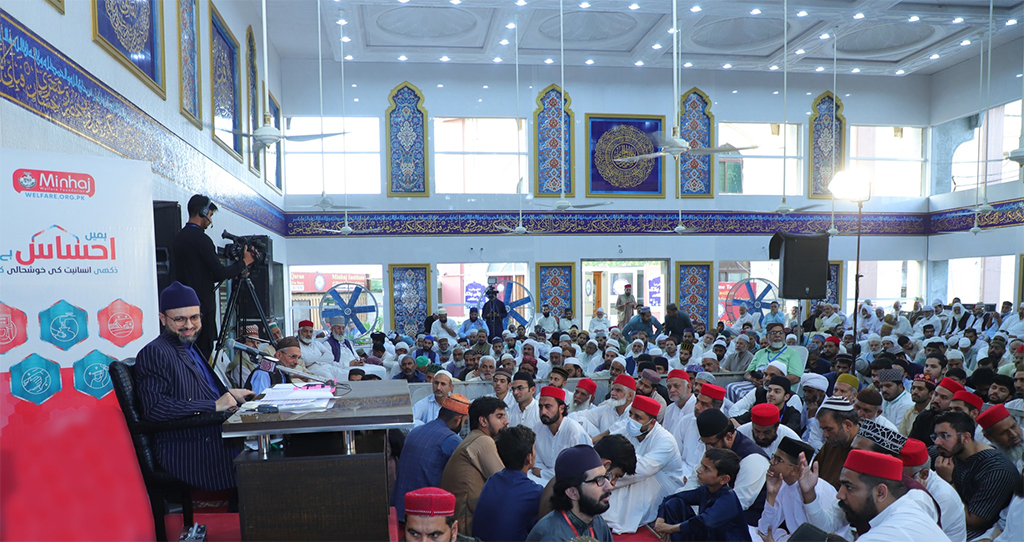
[22, 367, 52, 395]
[314, 274, 326, 291]
[18, 171, 36, 190]
[107, 312, 134, 338]
[49, 313, 81, 342]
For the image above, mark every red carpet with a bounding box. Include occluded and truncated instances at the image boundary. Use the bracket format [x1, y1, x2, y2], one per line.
[614, 527, 661, 541]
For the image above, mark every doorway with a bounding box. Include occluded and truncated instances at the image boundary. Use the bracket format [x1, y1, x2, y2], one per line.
[582, 259, 670, 329]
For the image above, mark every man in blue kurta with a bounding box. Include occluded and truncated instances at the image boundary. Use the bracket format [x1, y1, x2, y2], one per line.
[392, 394, 470, 522]
[473, 425, 544, 541]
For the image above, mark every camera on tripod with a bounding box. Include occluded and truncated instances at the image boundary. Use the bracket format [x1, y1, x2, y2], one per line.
[219, 230, 268, 266]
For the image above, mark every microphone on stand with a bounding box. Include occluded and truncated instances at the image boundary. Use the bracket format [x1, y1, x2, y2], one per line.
[225, 338, 329, 383]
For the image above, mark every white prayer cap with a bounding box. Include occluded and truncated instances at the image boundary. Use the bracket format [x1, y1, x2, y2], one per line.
[437, 307, 447, 314]
[501, 353, 515, 361]
[564, 358, 582, 368]
[612, 356, 627, 368]
[587, 339, 599, 348]
[958, 338, 971, 349]
[767, 360, 788, 375]
[433, 370, 454, 382]
[786, 334, 798, 342]
[832, 303, 842, 309]
[843, 330, 854, 337]
[932, 298, 944, 307]
[572, 344, 582, 355]
[702, 350, 717, 360]
[994, 331, 1010, 342]
[952, 303, 964, 312]
[946, 349, 964, 360]
[734, 334, 750, 343]
[712, 339, 728, 349]
[656, 334, 669, 342]
[649, 348, 664, 356]
[605, 342, 620, 352]
[802, 373, 829, 392]
[1019, 302, 1024, 309]
[923, 337, 944, 347]
[596, 307, 605, 314]
[361, 365, 387, 379]
[631, 339, 645, 346]
[946, 337, 960, 348]
[502, 330, 514, 337]
[395, 342, 410, 351]
[921, 305, 934, 312]
[867, 333, 882, 343]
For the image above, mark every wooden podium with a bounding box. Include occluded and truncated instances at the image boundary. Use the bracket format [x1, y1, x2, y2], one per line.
[222, 380, 414, 541]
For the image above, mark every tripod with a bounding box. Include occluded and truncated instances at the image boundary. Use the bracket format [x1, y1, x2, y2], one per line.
[214, 265, 277, 386]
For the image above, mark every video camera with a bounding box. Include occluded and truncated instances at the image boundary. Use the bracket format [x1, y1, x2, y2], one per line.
[219, 230, 268, 266]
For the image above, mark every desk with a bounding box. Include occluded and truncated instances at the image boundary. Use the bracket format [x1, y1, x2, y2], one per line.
[223, 381, 414, 541]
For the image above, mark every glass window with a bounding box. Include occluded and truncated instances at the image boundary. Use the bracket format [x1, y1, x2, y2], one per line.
[716, 123, 803, 196]
[844, 260, 923, 312]
[284, 117, 381, 195]
[288, 265, 385, 332]
[848, 126, 924, 197]
[716, 261, 799, 327]
[433, 118, 527, 194]
[946, 256, 1016, 304]
[436, 263, 531, 330]
[951, 100, 1022, 192]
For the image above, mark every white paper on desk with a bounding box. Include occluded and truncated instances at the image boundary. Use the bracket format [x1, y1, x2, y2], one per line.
[260, 383, 335, 401]
[240, 398, 332, 413]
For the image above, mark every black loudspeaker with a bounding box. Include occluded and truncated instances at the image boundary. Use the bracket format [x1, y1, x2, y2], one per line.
[238, 236, 275, 321]
[769, 232, 830, 299]
[153, 201, 182, 293]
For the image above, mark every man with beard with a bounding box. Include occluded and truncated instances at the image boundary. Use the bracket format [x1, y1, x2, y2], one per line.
[532, 386, 591, 483]
[909, 377, 964, 446]
[243, 337, 311, 395]
[832, 372, 860, 402]
[990, 374, 1015, 404]
[430, 308, 459, 346]
[134, 282, 254, 492]
[325, 317, 358, 365]
[564, 358, 585, 379]
[899, 437, 967, 542]
[527, 445, 615, 542]
[413, 370, 454, 428]
[296, 319, 341, 380]
[746, 323, 803, 389]
[757, 437, 847, 542]
[481, 287, 507, 342]
[581, 339, 605, 374]
[899, 373, 936, 436]
[458, 307, 489, 340]
[467, 355, 496, 383]
[570, 378, 598, 413]
[440, 397, 509, 537]
[662, 370, 695, 437]
[810, 397, 859, 489]
[635, 369, 667, 422]
[468, 330, 489, 357]
[537, 304, 558, 334]
[694, 408, 770, 526]
[731, 376, 802, 434]
[721, 334, 754, 373]
[738, 403, 801, 457]
[799, 449, 949, 541]
[575, 375, 636, 436]
[392, 354, 427, 383]
[932, 411, 1018, 540]
[801, 373, 829, 451]
[878, 368, 913, 426]
[604, 395, 685, 534]
[402, 487, 474, 542]
[655, 448, 750, 542]
[977, 404, 1024, 471]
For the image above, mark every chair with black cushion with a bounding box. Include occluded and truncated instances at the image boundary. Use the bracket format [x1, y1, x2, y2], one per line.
[109, 359, 231, 541]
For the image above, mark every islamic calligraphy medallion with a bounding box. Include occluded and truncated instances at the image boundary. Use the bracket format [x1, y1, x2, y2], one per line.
[105, 0, 150, 54]
[594, 124, 654, 188]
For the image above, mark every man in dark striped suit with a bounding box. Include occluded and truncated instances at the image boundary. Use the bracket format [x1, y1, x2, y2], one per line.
[134, 282, 254, 491]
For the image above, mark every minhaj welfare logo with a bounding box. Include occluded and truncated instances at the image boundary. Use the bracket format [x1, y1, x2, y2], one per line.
[13, 169, 95, 199]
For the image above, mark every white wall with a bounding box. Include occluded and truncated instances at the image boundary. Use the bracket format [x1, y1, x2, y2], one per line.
[931, 36, 1024, 126]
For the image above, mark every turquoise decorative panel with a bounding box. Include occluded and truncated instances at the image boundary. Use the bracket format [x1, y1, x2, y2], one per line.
[386, 82, 429, 196]
[389, 265, 429, 337]
[534, 84, 574, 197]
[679, 87, 714, 197]
[536, 263, 576, 314]
[677, 263, 712, 328]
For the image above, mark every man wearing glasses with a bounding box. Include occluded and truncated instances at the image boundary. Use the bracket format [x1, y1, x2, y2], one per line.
[527, 445, 615, 542]
[746, 323, 803, 388]
[757, 437, 848, 542]
[134, 282, 255, 492]
[244, 337, 306, 395]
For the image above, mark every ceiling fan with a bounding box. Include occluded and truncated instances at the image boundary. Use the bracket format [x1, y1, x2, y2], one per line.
[533, 0, 612, 212]
[614, 135, 753, 164]
[213, 0, 346, 152]
[500, 179, 554, 235]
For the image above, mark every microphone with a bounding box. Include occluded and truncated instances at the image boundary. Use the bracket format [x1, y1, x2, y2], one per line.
[225, 338, 279, 362]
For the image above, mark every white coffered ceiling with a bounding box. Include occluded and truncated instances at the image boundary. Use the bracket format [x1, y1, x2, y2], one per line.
[258, 0, 1024, 76]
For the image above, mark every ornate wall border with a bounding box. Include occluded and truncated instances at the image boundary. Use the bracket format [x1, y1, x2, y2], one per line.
[676, 262, 713, 328]
[209, 1, 242, 161]
[388, 264, 431, 337]
[245, 26, 260, 175]
[808, 91, 846, 198]
[928, 197, 1024, 233]
[91, 0, 166, 99]
[533, 84, 575, 198]
[176, 0, 201, 128]
[679, 87, 715, 198]
[385, 81, 429, 197]
[535, 262, 577, 315]
[0, 9, 285, 233]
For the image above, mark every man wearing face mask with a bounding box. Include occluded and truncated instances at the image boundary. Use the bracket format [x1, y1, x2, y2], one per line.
[172, 194, 255, 358]
[601, 395, 684, 534]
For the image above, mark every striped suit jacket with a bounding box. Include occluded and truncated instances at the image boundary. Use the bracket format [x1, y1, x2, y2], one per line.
[134, 332, 237, 491]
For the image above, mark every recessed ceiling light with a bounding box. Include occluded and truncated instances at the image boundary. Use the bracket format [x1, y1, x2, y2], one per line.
[820, 33, 830, 39]
[544, 58, 554, 64]
[952, 17, 963, 24]
[478, 99, 483, 102]
[516, 0, 527, 5]
[930, 53, 940, 59]
[845, 93, 850, 97]
[851, 68, 860, 73]
[635, 60, 644, 66]
[499, 39, 509, 45]
[437, 84, 444, 88]
[668, 28, 676, 34]
[961, 39, 972, 46]
[629, 3, 640, 10]
[341, 36, 351, 42]
[750, 8, 761, 15]
[773, 91, 779, 94]
[908, 15, 919, 22]
[398, 0, 409, 3]
[731, 90, 738, 94]
[722, 63, 732, 69]
[815, 66, 825, 72]
[351, 84, 357, 87]
[652, 43, 662, 50]
[690, 6, 701, 13]
[1017, 73, 1023, 78]
[344, 55, 353, 60]
[806, 111, 812, 115]
[483, 85, 489, 88]
[493, 57, 503, 63]
[506, 22, 516, 29]
[336, 18, 348, 25]
[579, 2, 591, 8]
[1007, 19, 1018, 26]
[450, 0, 461, 4]
[440, 56, 451, 62]
[853, 13, 864, 20]
[806, 92, 812, 95]
[585, 59, 595, 65]
[683, 62, 693, 67]
[896, 69, 905, 74]
[797, 10, 807, 17]
[398, 55, 408, 61]
[795, 49, 805, 55]
[354, 98, 359, 102]
[769, 65, 779, 70]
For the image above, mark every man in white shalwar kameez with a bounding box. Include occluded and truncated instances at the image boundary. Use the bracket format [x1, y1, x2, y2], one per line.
[571, 374, 636, 435]
[532, 386, 591, 484]
[757, 437, 849, 542]
[901, 437, 967, 542]
[602, 394, 685, 534]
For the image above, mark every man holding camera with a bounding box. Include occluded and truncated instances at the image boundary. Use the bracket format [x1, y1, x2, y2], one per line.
[173, 195, 256, 358]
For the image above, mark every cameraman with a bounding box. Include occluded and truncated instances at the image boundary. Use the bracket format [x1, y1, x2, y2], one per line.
[173, 194, 255, 358]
